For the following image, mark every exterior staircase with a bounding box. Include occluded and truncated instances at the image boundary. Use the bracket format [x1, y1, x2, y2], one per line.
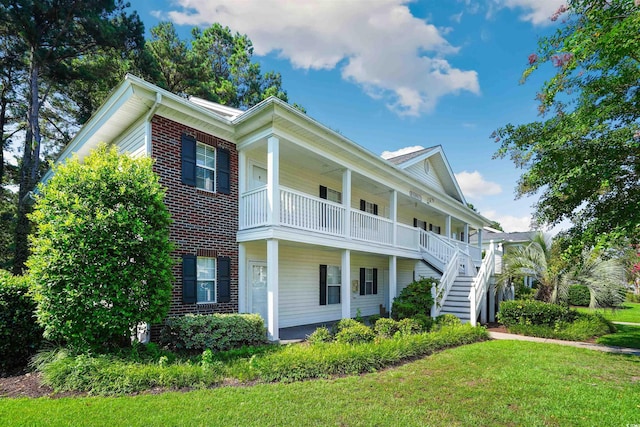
[439, 276, 473, 323]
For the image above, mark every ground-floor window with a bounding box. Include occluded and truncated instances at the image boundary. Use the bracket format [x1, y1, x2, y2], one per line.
[197, 257, 216, 303]
[320, 264, 341, 305]
[359, 267, 378, 295]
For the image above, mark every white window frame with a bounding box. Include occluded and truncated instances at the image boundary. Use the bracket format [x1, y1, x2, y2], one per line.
[326, 265, 341, 305]
[364, 268, 375, 295]
[363, 200, 376, 215]
[196, 142, 216, 192]
[326, 188, 342, 204]
[197, 256, 217, 303]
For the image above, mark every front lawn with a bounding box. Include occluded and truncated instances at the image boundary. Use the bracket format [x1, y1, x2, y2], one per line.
[576, 302, 640, 324]
[1, 340, 638, 426]
[597, 324, 640, 349]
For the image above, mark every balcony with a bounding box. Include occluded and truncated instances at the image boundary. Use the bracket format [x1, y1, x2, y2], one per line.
[240, 185, 481, 262]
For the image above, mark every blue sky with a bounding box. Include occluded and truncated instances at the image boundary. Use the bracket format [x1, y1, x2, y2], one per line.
[128, 0, 567, 232]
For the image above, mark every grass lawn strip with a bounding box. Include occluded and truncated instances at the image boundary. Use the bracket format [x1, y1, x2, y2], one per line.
[576, 302, 640, 324]
[597, 324, 640, 349]
[1, 340, 638, 426]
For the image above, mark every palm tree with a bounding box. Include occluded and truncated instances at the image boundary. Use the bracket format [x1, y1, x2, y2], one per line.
[500, 232, 625, 308]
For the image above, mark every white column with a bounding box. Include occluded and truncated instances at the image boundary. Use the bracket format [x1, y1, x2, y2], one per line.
[489, 280, 496, 322]
[445, 215, 451, 239]
[390, 190, 397, 246]
[238, 151, 247, 230]
[267, 136, 280, 226]
[341, 249, 351, 320]
[480, 291, 488, 324]
[238, 243, 246, 313]
[478, 228, 483, 249]
[343, 169, 351, 239]
[388, 256, 397, 317]
[463, 223, 469, 243]
[267, 239, 279, 341]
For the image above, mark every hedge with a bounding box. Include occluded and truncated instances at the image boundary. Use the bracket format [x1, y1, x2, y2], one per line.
[498, 299, 578, 327]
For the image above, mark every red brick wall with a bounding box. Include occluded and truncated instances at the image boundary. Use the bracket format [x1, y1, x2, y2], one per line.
[151, 115, 239, 316]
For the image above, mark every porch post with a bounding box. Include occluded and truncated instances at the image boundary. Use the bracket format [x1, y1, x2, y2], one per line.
[238, 243, 246, 313]
[463, 223, 469, 243]
[478, 228, 483, 249]
[489, 279, 496, 322]
[238, 151, 247, 230]
[341, 249, 351, 319]
[267, 136, 280, 226]
[388, 255, 397, 317]
[390, 190, 397, 246]
[343, 169, 351, 239]
[480, 290, 488, 324]
[267, 238, 279, 341]
[445, 215, 452, 239]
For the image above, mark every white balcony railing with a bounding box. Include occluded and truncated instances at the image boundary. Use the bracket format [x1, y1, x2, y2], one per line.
[280, 187, 345, 236]
[240, 186, 268, 229]
[350, 210, 393, 245]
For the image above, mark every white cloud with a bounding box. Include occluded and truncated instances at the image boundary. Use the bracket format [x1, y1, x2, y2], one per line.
[156, 1, 480, 116]
[455, 170, 502, 199]
[482, 210, 532, 232]
[495, 0, 566, 26]
[381, 145, 425, 159]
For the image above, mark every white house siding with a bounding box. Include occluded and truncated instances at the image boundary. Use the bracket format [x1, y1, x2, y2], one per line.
[405, 160, 445, 193]
[349, 253, 389, 318]
[415, 260, 440, 281]
[115, 117, 147, 158]
[396, 259, 416, 295]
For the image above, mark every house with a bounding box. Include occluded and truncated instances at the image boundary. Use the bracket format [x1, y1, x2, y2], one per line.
[45, 74, 502, 341]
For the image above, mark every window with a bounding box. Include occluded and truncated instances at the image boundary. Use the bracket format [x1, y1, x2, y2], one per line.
[182, 254, 231, 304]
[196, 143, 216, 192]
[319, 185, 342, 203]
[359, 199, 379, 216]
[429, 224, 441, 234]
[359, 268, 378, 295]
[414, 218, 427, 230]
[197, 257, 216, 303]
[326, 265, 341, 304]
[319, 264, 341, 305]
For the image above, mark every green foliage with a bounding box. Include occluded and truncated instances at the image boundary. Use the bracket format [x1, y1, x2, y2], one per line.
[568, 285, 591, 306]
[367, 314, 381, 325]
[331, 318, 362, 335]
[391, 277, 436, 320]
[159, 313, 267, 353]
[27, 146, 174, 352]
[498, 300, 578, 327]
[626, 292, 640, 303]
[396, 318, 424, 336]
[307, 327, 333, 345]
[0, 270, 43, 374]
[514, 282, 535, 300]
[334, 323, 376, 344]
[252, 324, 488, 383]
[507, 312, 615, 341]
[435, 314, 462, 328]
[493, 0, 640, 249]
[374, 318, 400, 339]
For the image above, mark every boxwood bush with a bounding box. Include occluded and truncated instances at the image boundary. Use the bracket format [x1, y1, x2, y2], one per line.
[334, 322, 375, 344]
[391, 277, 436, 320]
[158, 313, 267, 353]
[568, 285, 591, 307]
[498, 300, 578, 327]
[507, 312, 615, 341]
[0, 271, 43, 375]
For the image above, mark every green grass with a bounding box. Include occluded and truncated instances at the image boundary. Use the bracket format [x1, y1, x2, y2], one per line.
[576, 302, 640, 323]
[1, 340, 639, 426]
[597, 324, 640, 349]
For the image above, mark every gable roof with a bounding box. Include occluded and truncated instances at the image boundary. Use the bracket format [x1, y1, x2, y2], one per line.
[384, 145, 466, 204]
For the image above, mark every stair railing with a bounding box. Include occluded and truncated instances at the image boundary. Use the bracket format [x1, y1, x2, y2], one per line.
[431, 248, 460, 318]
[468, 241, 496, 326]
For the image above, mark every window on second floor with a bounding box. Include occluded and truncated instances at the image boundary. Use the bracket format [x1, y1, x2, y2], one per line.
[196, 143, 216, 192]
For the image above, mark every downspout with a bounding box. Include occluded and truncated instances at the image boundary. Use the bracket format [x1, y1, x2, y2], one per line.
[144, 92, 162, 156]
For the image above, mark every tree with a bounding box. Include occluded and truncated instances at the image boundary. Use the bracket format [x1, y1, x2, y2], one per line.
[501, 232, 625, 307]
[0, 0, 145, 274]
[493, 0, 640, 249]
[27, 145, 173, 352]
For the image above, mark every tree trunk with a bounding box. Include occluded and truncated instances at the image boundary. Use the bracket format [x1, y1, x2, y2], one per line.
[13, 52, 41, 274]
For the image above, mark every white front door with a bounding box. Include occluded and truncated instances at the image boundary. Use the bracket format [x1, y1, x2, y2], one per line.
[249, 261, 268, 325]
[250, 165, 267, 190]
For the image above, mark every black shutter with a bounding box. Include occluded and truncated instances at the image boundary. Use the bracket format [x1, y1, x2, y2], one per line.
[373, 204, 378, 216]
[217, 256, 231, 303]
[360, 199, 366, 211]
[413, 218, 418, 227]
[182, 254, 197, 303]
[429, 223, 433, 231]
[319, 265, 327, 305]
[319, 185, 327, 199]
[217, 148, 231, 194]
[181, 134, 197, 186]
[423, 221, 427, 231]
[359, 268, 365, 295]
[373, 268, 378, 294]
[460, 232, 465, 242]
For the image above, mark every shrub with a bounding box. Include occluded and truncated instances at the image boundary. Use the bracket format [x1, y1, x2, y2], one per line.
[568, 285, 591, 306]
[331, 318, 361, 335]
[0, 271, 43, 375]
[412, 313, 435, 331]
[374, 318, 400, 339]
[307, 327, 332, 345]
[498, 300, 578, 327]
[367, 314, 381, 325]
[435, 314, 462, 328]
[396, 318, 424, 336]
[507, 312, 615, 341]
[334, 323, 375, 344]
[514, 282, 535, 300]
[391, 277, 436, 320]
[28, 145, 174, 352]
[158, 313, 267, 353]
[627, 292, 640, 303]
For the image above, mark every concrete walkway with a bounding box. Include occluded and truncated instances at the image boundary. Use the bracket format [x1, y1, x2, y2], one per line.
[612, 321, 640, 326]
[488, 331, 640, 356]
